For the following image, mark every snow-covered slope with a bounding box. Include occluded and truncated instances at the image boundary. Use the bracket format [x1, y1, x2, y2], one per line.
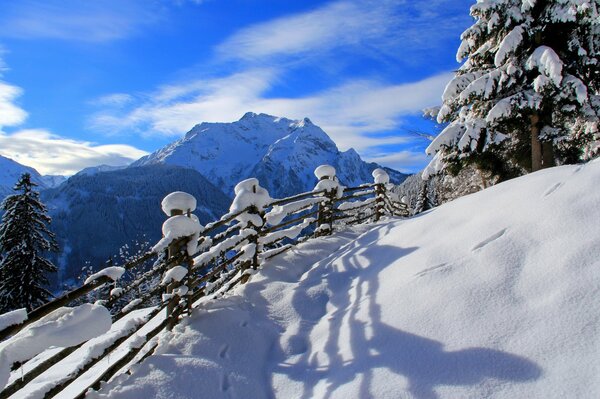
[93, 160, 600, 398]
[0, 155, 43, 199]
[133, 112, 407, 198]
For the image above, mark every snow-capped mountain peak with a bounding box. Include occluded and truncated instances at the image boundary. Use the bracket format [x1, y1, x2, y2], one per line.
[133, 113, 407, 198]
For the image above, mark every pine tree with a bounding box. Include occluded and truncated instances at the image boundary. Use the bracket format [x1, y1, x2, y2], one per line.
[0, 173, 58, 312]
[424, 0, 600, 181]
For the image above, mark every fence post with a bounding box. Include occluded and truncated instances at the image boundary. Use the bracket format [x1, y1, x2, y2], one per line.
[230, 179, 268, 284]
[314, 165, 339, 237]
[372, 168, 390, 222]
[158, 192, 200, 329]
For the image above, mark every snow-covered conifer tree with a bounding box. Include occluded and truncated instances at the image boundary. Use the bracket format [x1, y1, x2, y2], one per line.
[425, 0, 599, 181]
[0, 173, 58, 312]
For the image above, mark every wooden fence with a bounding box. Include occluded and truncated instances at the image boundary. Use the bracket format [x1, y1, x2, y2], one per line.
[0, 166, 407, 398]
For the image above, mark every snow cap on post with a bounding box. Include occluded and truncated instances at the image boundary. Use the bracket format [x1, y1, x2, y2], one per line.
[161, 192, 197, 216]
[152, 214, 203, 254]
[314, 165, 336, 180]
[372, 168, 390, 184]
[230, 178, 271, 214]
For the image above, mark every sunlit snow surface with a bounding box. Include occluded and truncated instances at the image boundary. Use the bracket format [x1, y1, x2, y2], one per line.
[90, 161, 600, 399]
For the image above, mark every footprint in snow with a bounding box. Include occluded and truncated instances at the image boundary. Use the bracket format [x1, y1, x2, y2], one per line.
[471, 229, 507, 251]
[221, 373, 231, 392]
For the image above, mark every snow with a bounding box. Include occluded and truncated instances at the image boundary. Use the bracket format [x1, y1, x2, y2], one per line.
[229, 178, 272, 221]
[161, 192, 197, 216]
[337, 197, 375, 211]
[91, 160, 600, 398]
[314, 165, 336, 180]
[494, 25, 525, 67]
[84, 266, 126, 285]
[0, 308, 27, 331]
[0, 304, 111, 390]
[193, 228, 255, 268]
[526, 46, 564, 87]
[152, 214, 203, 255]
[122, 299, 144, 314]
[259, 218, 315, 246]
[487, 95, 515, 122]
[563, 74, 588, 104]
[161, 266, 188, 285]
[313, 166, 344, 199]
[265, 198, 322, 226]
[372, 168, 389, 184]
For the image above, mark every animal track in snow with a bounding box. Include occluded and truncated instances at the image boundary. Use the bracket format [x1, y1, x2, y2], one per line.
[219, 344, 229, 359]
[472, 229, 507, 251]
[543, 182, 563, 197]
[415, 263, 450, 277]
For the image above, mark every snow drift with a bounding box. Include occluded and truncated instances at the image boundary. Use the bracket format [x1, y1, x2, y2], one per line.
[90, 160, 600, 399]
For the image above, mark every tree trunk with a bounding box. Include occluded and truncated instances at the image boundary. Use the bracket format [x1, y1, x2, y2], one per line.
[530, 113, 542, 172]
[542, 141, 555, 168]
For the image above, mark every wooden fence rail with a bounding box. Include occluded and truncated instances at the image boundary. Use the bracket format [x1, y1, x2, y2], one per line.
[0, 165, 408, 398]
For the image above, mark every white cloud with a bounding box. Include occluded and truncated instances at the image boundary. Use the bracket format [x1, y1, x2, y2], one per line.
[217, 0, 470, 64]
[365, 150, 431, 173]
[0, 81, 28, 128]
[0, 0, 162, 42]
[90, 70, 450, 154]
[0, 129, 148, 176]
[218, 1, 395, 61]
[92, 93, 135, 107]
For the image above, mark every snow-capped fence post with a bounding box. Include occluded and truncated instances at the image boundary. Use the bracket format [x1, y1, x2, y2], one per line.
[153, 192, 202, 329]
[314, 165, 343, 237]
[372, 168, 390, 222]
[228, 178, 271, 284]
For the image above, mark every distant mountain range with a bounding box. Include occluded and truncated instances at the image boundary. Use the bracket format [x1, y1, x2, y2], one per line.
[1, 113, 409, 286]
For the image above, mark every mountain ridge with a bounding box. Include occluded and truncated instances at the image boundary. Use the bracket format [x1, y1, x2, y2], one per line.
[134, 112, 408, 198]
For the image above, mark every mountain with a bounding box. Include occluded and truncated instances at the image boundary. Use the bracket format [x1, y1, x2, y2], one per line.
[133, 112, 408, 198]
[38, 175, 67, 188]
[75, 164, 127, 177]
[0, 155, 42, 198]
[93, 160, 600, 398]
[41, 165, 230, 284]
[0, 155, 64, 199]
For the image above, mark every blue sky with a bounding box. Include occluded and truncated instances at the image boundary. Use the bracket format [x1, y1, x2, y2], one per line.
[0, 0, 474, 175]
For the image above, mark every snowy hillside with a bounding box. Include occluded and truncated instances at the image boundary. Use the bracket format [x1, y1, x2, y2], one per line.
[92, 160, 600, 399]
[133, 112, 407, 198]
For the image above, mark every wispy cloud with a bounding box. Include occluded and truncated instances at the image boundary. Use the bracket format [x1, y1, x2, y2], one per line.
[217, 1, 395, 61]
[0, 0, 163, 42]
[218, 0, 470, 65]
[365, 150, 430, 173]
[90, 70, 451, 152]
[0, 82, 28, 128]
[0, 129, 147, 175]
[84, 0, 470, 171]
[0, 53, 148, 175]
